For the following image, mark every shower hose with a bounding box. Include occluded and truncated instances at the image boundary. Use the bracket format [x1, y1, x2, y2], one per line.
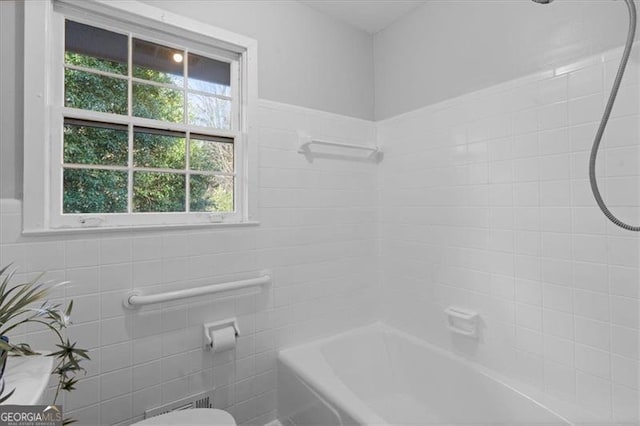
[589, 0, 638, 231]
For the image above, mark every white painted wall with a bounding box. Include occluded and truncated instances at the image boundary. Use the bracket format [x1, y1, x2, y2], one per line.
[378, 46, 639, 422]
[0, 0, 374, 198]
[0, 0, 23, 199]
[374, 0, 640, 120]
[140, 0, 374, 121]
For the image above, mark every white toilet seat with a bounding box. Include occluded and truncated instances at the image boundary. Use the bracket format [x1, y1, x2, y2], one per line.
[132, 408, 236, 425]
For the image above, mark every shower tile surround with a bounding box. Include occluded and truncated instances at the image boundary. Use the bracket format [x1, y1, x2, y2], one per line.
[379, 46, 640, 422]
[0, 48, 637, 426]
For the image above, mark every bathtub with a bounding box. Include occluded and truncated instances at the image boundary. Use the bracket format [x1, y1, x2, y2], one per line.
[278, 323, 573, 426]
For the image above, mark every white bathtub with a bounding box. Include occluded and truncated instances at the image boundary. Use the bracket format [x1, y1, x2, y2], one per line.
[278, 323, 573, 426]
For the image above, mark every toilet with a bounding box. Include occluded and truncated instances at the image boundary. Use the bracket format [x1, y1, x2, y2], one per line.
[132, 408, 236, 425]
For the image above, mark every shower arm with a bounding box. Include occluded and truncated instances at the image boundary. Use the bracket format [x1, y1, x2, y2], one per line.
[588, 0, 639, 231]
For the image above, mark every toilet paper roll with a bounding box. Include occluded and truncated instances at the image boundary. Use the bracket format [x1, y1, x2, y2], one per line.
[210, 326, 236, 354]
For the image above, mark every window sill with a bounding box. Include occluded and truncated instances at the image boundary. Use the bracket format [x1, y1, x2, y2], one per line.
[22, 220, 260, 237]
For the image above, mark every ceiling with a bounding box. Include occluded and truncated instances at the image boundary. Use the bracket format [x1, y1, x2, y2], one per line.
[299, 1, 428, 34]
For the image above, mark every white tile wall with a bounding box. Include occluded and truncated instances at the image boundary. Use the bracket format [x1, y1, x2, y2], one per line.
[0, 100, 379, 425]
[1, 43, 638, 426]
[378, 46, 640, 423]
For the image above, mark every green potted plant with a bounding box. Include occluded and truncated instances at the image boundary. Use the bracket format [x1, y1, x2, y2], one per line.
[0, 264, 90, 424]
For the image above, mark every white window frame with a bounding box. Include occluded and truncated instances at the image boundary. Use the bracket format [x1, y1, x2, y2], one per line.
[23, 0, 258, 234]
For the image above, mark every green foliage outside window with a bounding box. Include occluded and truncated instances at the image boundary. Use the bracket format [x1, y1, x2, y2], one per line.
[63, 52, 234, 215]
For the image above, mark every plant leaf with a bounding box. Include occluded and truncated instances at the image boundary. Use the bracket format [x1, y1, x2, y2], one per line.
[0, 387, 15, 404]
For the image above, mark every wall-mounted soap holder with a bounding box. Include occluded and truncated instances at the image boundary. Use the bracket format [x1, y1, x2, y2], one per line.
[445, 306, 479, 339]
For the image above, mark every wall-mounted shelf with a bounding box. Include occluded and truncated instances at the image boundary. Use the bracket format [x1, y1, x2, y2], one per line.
[298, 132, 382, 162]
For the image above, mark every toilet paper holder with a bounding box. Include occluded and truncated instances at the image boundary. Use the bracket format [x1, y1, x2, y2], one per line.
[203, 318, 240, 350]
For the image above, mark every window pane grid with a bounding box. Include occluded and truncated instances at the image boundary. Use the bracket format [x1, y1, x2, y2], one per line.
[127, 122, 134, 214]
[62, 21, 235, 214]
[184, 48, 189, 131]
[61, 107, 238, 137]
[63, 20, 236, 216]
[187, 90, 232, 102]
[128, 76, 199, 93]
[62, 118, 235, 214]
[127, 34, 133, 124]
[62, 163, 234, 177]
[64, 64, 129, 81]
[62, 164, 129, 172]
[64, 20, 233, 129]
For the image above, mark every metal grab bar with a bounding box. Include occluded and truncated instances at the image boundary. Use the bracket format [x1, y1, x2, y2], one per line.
[123, 274, 271, 308]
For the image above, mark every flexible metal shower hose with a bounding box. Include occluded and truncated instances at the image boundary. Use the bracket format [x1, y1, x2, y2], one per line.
[588, 0, 639, 231]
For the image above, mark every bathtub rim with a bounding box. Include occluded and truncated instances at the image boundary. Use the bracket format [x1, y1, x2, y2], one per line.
[279, 331, 388, 425]
[278, 321, 607, 426]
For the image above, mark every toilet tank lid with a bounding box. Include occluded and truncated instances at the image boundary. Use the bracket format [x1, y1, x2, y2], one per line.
[134, 408, 236, 425]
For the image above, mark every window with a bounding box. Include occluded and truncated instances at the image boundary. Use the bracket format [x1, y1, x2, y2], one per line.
[23, 0, 258, 232]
